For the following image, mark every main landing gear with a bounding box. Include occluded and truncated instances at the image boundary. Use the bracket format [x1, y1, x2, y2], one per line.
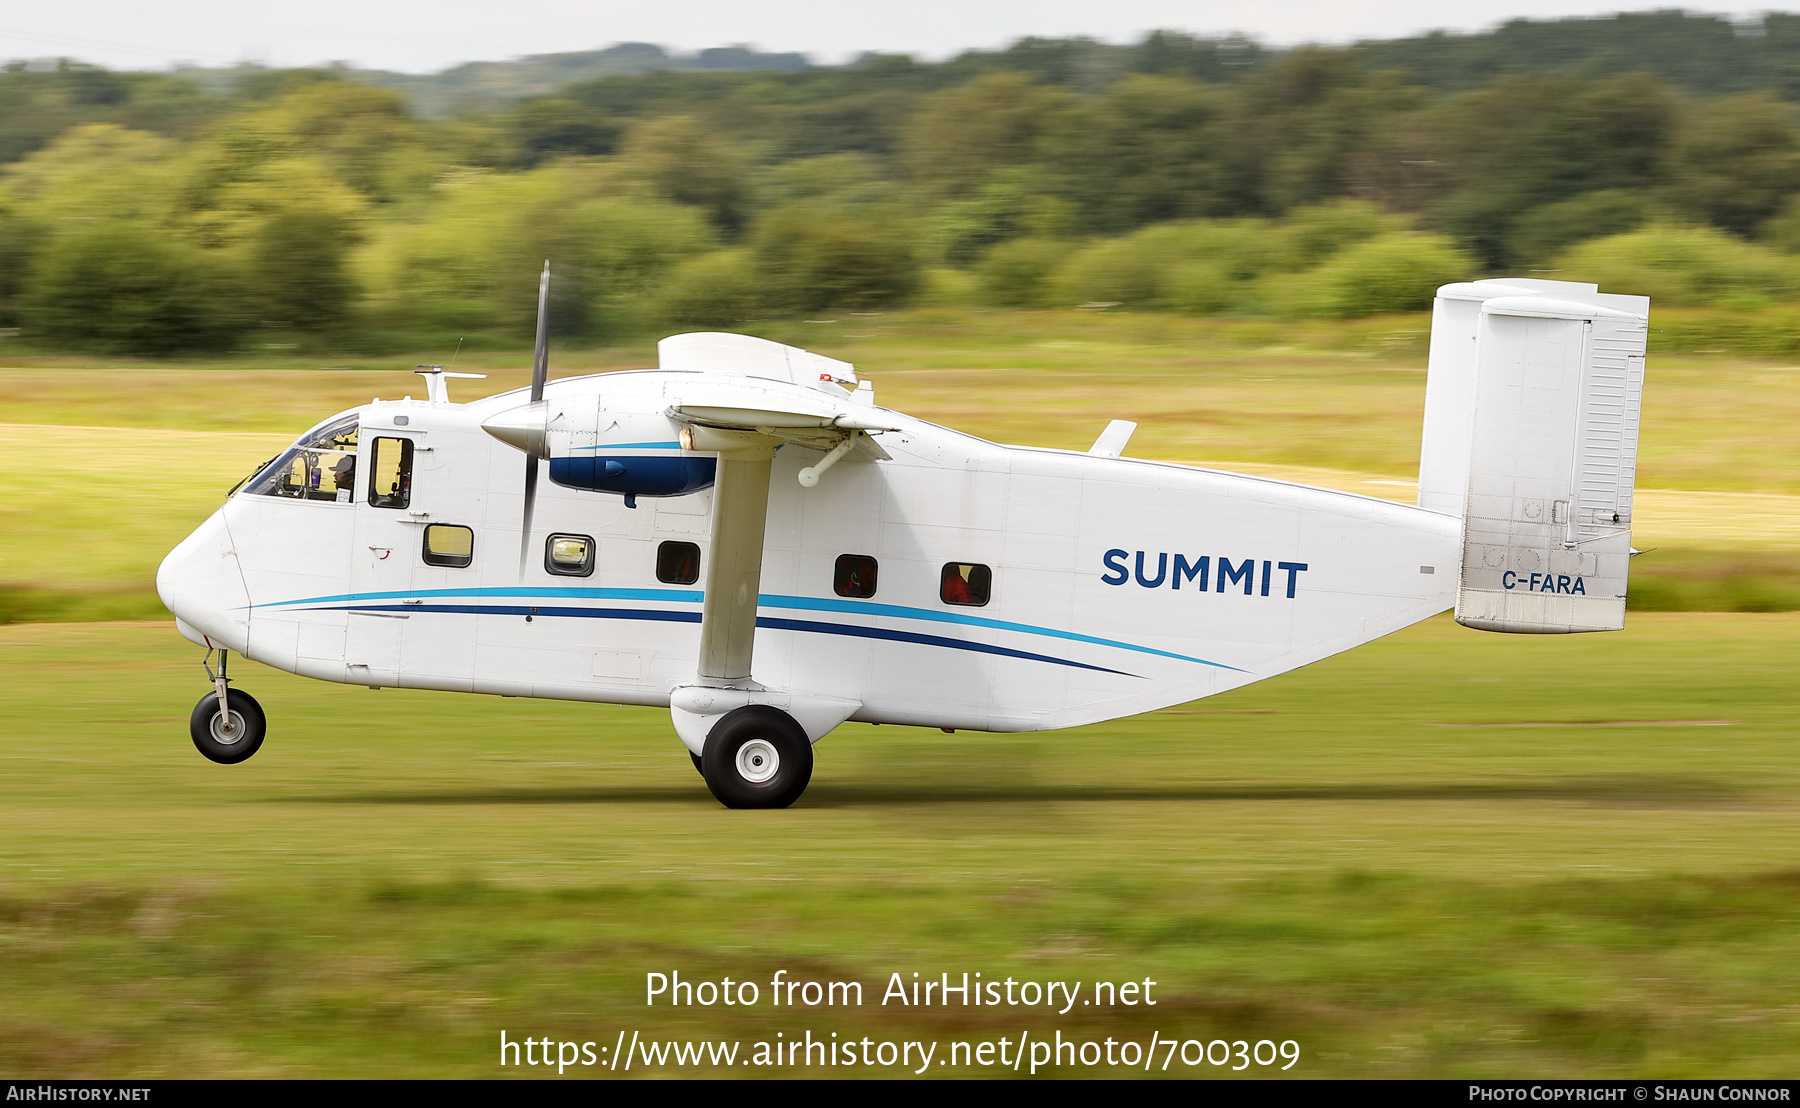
[189, 648, 266, 764]
[699, 705, 813, 809]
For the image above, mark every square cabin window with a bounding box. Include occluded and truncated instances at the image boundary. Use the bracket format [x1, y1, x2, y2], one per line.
[656, 540, 700, 585]
[545, 534, 594, 577]
[834, 554, 878, 599]
[940, 562, 992, 607]
[421, 524, 474, 568]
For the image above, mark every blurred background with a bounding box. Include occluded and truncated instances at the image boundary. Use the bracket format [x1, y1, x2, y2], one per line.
[10, 10, 1800, 355]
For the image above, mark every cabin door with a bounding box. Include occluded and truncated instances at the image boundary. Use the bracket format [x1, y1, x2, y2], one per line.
[346, 431, 422, 687]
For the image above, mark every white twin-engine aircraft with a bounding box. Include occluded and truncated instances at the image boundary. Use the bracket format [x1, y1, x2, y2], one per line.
[158, 269, 1649, 807]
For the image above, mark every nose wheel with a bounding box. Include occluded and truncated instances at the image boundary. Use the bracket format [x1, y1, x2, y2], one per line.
[190, 688, 267, 763]
[190, 648, 266, 764]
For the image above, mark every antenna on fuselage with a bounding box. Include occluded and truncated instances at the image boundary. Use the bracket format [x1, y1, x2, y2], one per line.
[518, 261, 551, 576]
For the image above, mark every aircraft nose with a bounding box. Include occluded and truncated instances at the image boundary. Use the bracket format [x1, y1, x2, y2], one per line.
[156, 510, 252, 652]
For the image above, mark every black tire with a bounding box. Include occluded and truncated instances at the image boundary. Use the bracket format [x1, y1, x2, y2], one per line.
[689, 750, 705, 777]
[189, 689, 266, 764]
[700, 705, 812, 809]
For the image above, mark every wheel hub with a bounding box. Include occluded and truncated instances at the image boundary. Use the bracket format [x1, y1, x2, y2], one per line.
[735, 738, 779, 783]
[210, 710, 245, 745]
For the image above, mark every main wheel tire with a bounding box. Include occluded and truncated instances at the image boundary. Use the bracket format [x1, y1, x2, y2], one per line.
[189, 689, 266, 764]
[700, 705, 812, 809]
[689, 751, 705, 777]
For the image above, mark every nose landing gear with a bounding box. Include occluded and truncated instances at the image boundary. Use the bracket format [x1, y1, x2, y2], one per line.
[190, 648, 266, 764]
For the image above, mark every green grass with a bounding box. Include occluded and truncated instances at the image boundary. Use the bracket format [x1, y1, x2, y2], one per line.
[3, 614, 1800, 1076]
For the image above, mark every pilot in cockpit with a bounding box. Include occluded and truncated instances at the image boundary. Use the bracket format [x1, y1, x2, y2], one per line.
[329, 454, 356, 498]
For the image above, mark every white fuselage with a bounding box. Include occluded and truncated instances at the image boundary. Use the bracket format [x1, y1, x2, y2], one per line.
[160, 368, 1461, 734]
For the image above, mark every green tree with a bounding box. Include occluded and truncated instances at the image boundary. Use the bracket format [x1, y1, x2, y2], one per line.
[1039, 74, 1225, 233]
[24, 224, 244, 353]
[930, 167, 1072, 265]
[616, 115, 751, 235]
[1668, 94, 1800, 236]
[655, 249, 764, 326]
[900, 73, 1070, 199]
[1428, 74, 1675, 266]
[362, 165, 716, 339]
[253, 208, 357, 331]
[1506, 189, 1653, 265]
[508, 98, 622, 167]
[752, 206, 921, 313]
[0, 201, 41, 327]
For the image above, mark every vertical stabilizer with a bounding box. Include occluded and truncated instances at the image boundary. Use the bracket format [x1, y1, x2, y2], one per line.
[1454, 291, 1649, 634]
[1418, 281, 1537, 517]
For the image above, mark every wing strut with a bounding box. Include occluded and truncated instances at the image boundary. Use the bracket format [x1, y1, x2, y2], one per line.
[696, 449, 775, 684]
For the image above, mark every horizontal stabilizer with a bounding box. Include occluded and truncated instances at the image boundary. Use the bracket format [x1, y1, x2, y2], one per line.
[1089, 419, 1137, 458]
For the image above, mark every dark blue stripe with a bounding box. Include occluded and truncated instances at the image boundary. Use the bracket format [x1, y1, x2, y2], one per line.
[755, 616, 1140, 677]
[333, 604, 700, 623]
[321, 604, 1139, 678]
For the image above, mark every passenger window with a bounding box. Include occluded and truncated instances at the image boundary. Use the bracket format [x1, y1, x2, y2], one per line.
[422, 524, 474, 568]
[940, 562, 992, 607]
[242, 412, 358, 502]
[546, 534, 594, 577]
[656, 541, 700, 585]
[367, 437, 413, 509]
[834, 554, 878, 599]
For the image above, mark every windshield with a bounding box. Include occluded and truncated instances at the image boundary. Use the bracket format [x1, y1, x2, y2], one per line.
[240, 412, 360, 502]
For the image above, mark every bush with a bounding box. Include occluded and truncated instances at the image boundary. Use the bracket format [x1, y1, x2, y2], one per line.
[1046, 236, 1165, 308]
[752, 207, 921, 313]
[1286, 232, 1475, 319]
[654, 249, 764, 327]
[1551, 224, 1800, 306]
[1278, 200, 1409, 269]
[975, 238, 1077, 307]
[23, 224, 244, 353]
[1044, 215, 1351, 312]
[1507, 190, 1652, 266]
[916, 266, 980, 308]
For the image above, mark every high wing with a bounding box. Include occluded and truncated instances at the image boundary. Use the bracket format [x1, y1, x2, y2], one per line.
[657, 345, 899, 693]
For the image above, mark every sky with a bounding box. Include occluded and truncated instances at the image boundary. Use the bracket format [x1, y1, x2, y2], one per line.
[2, 0, 1791, 73]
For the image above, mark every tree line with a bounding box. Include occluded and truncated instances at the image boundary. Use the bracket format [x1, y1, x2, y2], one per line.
[7, 15, 1800, 353]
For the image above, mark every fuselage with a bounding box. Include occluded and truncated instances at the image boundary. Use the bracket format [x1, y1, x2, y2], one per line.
[158, 367, 1461, 733]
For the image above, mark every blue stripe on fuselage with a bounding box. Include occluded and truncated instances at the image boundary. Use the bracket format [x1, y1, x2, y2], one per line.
[313, 603, 1138, 677]
[258, 586, 1238, 672]
[567, 441, 682, 451]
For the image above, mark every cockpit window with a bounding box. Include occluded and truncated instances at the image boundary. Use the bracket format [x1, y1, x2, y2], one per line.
[241, 413, 359, 502]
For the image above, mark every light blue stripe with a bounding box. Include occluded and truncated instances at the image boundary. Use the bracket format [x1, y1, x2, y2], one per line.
[254, 585, 1237, 671]
[253, 585, 702, 609]
[568, 441, 682, 452]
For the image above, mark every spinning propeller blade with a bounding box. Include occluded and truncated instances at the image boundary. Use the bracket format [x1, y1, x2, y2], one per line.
[519, 260, 550, 575]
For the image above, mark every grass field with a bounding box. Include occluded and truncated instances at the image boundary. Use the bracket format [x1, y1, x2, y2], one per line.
[2, 614, 1799, 1077]
[2, 309, 1798, 1077]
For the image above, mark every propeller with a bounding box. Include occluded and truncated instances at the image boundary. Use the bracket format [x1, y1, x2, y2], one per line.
[519, 260, 551, 575]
